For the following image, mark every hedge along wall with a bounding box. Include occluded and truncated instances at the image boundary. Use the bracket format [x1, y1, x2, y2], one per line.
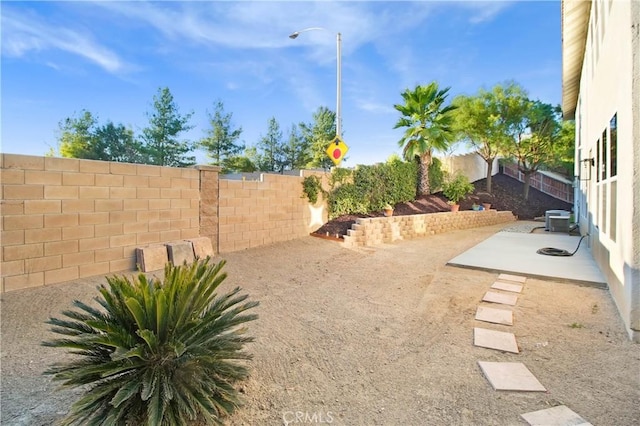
[1, 154, 200, 292]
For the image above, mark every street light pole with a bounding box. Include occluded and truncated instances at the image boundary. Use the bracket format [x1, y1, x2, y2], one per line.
[336, 32, 341, 138]
[289, 27, 342, 138]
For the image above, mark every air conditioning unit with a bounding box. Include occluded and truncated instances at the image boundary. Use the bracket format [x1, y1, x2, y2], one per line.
[548, 216, 570, 233]
[545, 210, 570, 230]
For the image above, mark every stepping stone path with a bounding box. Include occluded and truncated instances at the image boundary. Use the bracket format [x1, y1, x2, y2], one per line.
[482, 290, 518, 306]
[490, 281, 523, 293]
[477, 361, 546, 392]
[475, 306, 513, 325]
[498, 273, 527, 283]
[474, 327, 519, 353]
[471, 273, 591, 423]
[520, 405, 593, 426]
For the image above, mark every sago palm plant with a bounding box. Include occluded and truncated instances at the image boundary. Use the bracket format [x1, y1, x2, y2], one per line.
[43, 258, 258, 425]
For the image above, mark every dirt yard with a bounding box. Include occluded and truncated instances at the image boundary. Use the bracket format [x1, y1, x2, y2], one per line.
[1, 222, 639, 425]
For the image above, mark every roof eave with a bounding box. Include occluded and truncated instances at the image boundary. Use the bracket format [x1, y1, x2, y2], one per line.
[561, 0, 592, 120]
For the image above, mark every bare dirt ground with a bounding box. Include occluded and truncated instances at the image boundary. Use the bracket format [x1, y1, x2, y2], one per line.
[1, 222, 639, 425]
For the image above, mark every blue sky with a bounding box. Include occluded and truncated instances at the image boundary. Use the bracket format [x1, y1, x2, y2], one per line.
[1, 0, 561, 166]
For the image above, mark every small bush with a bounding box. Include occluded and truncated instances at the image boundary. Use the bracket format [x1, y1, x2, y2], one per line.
[428, 157, 445, 193]
[301, 175, 324, 204]
[43, 258, 258, 425]
[327, 183, 369, 219]
[329, 167, 352, 189]
[442, 174, 474, 204]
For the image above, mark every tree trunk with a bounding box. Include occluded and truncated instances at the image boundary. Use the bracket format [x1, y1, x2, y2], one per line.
[417, 151, 432, 196]
[486, 159, 494, 194]
[523, 171, 532, 200]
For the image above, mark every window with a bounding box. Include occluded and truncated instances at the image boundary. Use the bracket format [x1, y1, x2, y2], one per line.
[610, 180, 617, 242]
[610, 113, 617, 177]
[596, 139, 601, 182]
[601, 129, 607, 181]
[601, 185, 607, 235]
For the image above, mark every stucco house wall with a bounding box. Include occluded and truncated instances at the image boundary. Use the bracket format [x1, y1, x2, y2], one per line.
[563, 0, 640, 341]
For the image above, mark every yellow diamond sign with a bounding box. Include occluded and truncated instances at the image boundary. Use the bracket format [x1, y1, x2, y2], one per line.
[326, 136, 349, 166]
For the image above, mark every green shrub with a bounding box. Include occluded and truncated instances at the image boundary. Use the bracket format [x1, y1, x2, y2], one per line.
[301, 175, 324, 204]
[442, 173, 474, 204]
[428, 157, 445, 193]
[329, 167, 352, 189]
[43, 258, 258, 425]
[327, 183, 369, 219]
[323, 160, 417, 218]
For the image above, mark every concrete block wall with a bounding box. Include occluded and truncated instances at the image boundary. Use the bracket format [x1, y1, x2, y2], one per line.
[0, 154, 200, 292]
[197, 165, 221, 254]
[343, 210, 516, 248]
[217, 171, 328, 252]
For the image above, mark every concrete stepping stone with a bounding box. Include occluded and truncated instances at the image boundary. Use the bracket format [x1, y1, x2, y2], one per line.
[498, 273, 527, 283]
[521, 405, 592, 425]
[136, 244, 168, 272]
[186, 237, 214, 259]
[482, 291, 518, 306]
[166, 241, 195, 266]
[475, 306, 513, 325]
[474, 327, 519, 353]
[478, 361, 546, 392]
[491, 281, 523, 293]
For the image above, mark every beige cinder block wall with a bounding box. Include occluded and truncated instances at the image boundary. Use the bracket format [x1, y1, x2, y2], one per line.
[0, 154, 200, 292]
[196, 165, 221, 254]
[217, 170, 329, 253]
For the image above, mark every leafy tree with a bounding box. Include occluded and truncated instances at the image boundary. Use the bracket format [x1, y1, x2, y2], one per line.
[93, 122, 145, 163]
[548, 120, 575, 176]
[505, 101, 561, 200]
[255, 117, 285, 172]
[282, 124, 310, 171]
[199, 100, 244, 167]
[141, 87, 195, 167]
[223, 154, 257, 173]
[300, 106, 336, 170]
[452, 83, 526, 193]
[57, 110, 98, 159]
[394, 82, 457, 196]
[55, 111, 143, 163]
[43, 258, 258, 425]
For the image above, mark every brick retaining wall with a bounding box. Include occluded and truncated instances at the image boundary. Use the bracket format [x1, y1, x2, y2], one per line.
[343, 210, 516, 248]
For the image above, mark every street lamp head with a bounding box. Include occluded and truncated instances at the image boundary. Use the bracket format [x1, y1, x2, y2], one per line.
[289, 32, 299, 39]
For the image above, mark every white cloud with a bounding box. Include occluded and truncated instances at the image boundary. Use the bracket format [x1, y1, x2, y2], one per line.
[462, 1, 513, 24]
[1, 6, 125, 74]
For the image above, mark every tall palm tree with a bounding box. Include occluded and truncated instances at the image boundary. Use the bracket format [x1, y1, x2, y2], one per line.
[394, 82, 457, 196]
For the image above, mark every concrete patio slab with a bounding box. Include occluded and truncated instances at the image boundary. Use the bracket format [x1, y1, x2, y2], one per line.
[475, 306, 513, 325]
[498, 273, 527, 283]
[521, 405, 593, 426]
[478, 361, 546, 392]
[448, 232, 605, 286]
[482, 291, 518, 306]
[491, 281, 523, 293]
[474, 327, 519, 353]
